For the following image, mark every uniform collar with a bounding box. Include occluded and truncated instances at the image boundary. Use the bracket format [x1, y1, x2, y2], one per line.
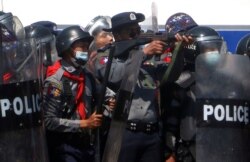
[61, 59, 82, 74]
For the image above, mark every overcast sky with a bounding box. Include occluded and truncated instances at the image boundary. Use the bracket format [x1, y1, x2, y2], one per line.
[2, 0, 250, 27]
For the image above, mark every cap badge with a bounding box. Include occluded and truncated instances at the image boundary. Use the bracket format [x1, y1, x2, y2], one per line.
[130, 13, 136, 20]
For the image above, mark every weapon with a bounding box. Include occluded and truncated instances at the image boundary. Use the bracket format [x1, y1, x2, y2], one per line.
[113, 35, 183, 86]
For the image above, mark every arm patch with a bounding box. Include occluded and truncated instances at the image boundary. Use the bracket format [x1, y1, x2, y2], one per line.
[44, 82, 62, 98]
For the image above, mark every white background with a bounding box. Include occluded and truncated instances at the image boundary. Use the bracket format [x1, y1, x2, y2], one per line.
[2, 0, 250, 27]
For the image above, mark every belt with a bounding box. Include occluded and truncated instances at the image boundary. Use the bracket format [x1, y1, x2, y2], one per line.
[126, 121, 159, 133]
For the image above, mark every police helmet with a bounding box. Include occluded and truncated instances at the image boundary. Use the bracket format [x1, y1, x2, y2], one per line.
[235, 33, 250, 57]
[0, 11, 25, 40]
[183, 26, 224, 67]
[31, 21, 58, 36]
[25, 25, 57, 65]
[25, 25, 54, 43]
[84, 16, 111, 37]
[56, 25, 93, 57]
[165, 12, 198, 35]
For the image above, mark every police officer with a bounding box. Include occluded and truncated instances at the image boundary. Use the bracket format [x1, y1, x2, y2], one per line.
[0, 11, 26, 83]
[25, 24, 57, 81]
[0, 11, 49, 161]
[84, 15, 114, 75]
[85, 15, 113, 52]
[235, 33, 250, 57]
[42, 25, 103, 162]
[161, 13, 198, 162]
[162, 25, 224, 162]
[93, 11, 193, 162]
[84, 15, 115, 161]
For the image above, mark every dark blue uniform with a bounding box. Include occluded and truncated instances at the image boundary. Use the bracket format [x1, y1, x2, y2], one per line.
[42, 60, 96, 162]
[161, 70, 196, 162]
[94, 47, 168, 162]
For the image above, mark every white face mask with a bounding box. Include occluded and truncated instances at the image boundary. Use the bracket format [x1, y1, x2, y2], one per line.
[205, 51, 220, 65]
[75, 51, 89, 62]
[70, 51, 89, 67]
[205, 50, 219, 55]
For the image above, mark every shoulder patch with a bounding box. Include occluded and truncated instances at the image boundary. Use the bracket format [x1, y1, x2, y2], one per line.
[99, 56, 108, 65]
[46, 84, 62, 97]
[44, 81, 62, 98]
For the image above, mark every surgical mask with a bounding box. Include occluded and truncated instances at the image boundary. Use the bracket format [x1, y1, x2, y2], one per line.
[75, 51, 89, 65]
[75, 51, 89, 61]
[205, 51, 220, 66]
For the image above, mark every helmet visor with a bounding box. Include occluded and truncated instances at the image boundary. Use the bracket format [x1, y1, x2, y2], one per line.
[198, 39, 226, 55]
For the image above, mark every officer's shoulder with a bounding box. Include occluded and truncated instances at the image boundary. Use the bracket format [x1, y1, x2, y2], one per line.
[97, 43, 111, 54]
[44, 76, 63, 90]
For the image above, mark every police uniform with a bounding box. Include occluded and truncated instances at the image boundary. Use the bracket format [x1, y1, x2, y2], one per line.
[94, 47, 167, 162]
[162, 70, 196, 162]
[42, 59, 96, 162]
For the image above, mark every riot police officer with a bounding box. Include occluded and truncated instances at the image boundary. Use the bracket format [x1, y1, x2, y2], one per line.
[84, 15, 116, 162]
[162, 13, 198, 162]
[235, 33, 250, 57]
[162, 25, 225, 162]
[0, 11, 49, 161]
[85, 15, 113, 52]
[25, 24, 57, 80]
[84, 15, 114, 75]
[42, 25, 103, 162]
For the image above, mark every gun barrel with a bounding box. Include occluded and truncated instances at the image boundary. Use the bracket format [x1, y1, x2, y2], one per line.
[139, 32, 176, 42]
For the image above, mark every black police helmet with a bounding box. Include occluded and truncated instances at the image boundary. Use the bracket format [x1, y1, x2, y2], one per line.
[183, 26, 223, 67]
[31, 21, 58, 36]
[25, 25, 54, 43]
[236, 33, 250, 57]
[0, 11, 18, 42]
[56, 25, 94, 57]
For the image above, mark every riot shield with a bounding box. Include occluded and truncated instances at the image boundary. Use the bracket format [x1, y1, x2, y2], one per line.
[0, 38, 49, 161]
[195, 53, 250, 162]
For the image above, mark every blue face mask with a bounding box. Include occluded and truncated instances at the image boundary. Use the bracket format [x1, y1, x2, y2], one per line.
[205, 51, 220, 66]
[71, 51, 89, 67]
[75, 51, 88, 62]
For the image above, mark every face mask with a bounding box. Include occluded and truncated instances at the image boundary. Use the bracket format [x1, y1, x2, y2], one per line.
[205, 50, 219, 55]
[72, 51, 89, 66]
[205, 51, 220, 66]
[75, 51, 89, 61]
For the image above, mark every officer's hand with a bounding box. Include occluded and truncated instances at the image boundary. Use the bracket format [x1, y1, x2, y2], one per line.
[107, 97, 116, 110]
[143, 40, 167, 55]
[80, 111, 103, 129]
[175, 33, 193, 43]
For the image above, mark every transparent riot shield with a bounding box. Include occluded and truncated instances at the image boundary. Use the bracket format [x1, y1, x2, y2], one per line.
[195, 53, 250, 162]
[0, 38, 49, 161]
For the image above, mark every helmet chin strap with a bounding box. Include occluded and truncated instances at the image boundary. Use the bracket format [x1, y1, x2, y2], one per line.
[70, 57, 80, 67]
